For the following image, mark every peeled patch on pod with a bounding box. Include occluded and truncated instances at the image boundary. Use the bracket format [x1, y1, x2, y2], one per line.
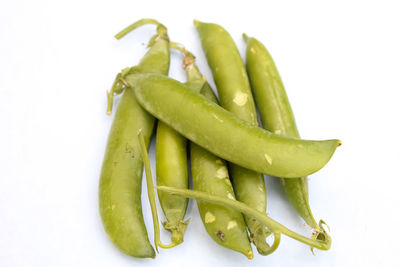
[233, 91, 248, 106]
[227, 193, 235, 200]
[264, 153, 273, 165]
[227, 221, 238, 230]
[216, 166, 229, 179]
[213, 114, 224, 122]
[205, 212, 216, 223]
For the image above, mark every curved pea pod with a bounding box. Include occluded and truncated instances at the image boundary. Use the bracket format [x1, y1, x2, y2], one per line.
[99, 20, 170, 258]
[187, 68, 253, 259]
[243, 34, 325, 233]
[191, 141, 253, 259]
[99, 88, 156, 258]
[124, 73, 341, 178]
[194, 21, 270, 254]
[155, 121, 189, 245]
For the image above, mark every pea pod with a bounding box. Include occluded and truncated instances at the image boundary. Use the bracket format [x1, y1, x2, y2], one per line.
[141, 36, 190, 249]
[99, 19, 170, 258]
[194, 21, 270, 255]
[191, 132, 253, 259]
[177, 51, 253, 259]
[243, 34, 326, 239]
[155, 120, 189, 245]
[123, 72, 340, 178]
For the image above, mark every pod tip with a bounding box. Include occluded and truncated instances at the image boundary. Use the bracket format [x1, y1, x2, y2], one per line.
[337, 140, 342, 147]
[114, 32, 124, 40]
[242, 33, 249, 42]
[246, 250, 254, 259]
[193, 19, 200, 27]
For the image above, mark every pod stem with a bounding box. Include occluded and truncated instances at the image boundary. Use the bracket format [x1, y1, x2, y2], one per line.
[169, 42, 195, 61]
[115, 18, 167, 40]
[106, 73, 123, 115]
[242, 33, 250, 43]
[106, 67, 136, 115]
[310, 220, 330, 254]
[193, 19, 200, 27]
[267, 232, 281, 255]
[169, 42, 203, 81]
[155, 186, 331, 251]
[138, 131, 179, 251]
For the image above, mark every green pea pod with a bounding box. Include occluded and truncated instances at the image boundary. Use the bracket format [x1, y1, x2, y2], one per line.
[182, 58, 253, 259]
[155, 120, 189, 245]
[194, 21, 270, 255]
[191, 140, 253, 259]
[125, 73, 340, 178]
[193, 20, 257, 122]
[243, 34, 326, 238]
[99, 19, 170, 258]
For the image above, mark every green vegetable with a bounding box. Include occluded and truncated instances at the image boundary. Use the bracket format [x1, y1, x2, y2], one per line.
[174, 48, 253, 259]
[99, 19, 170, 258]
[123, 73, 341, 178]
[243, 34, 329, 247]
[156, 120, 189, 245]
[194, 21, 270, 254]
[139, 130, 177, 252]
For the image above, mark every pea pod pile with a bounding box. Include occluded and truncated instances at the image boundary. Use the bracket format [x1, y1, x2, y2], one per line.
[99, 19, 341, 260]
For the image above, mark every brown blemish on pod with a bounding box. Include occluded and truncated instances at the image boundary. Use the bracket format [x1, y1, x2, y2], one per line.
[216, 230, 225, 241]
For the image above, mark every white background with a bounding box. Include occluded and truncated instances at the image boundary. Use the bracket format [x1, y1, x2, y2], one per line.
[1, 0, 399, 266]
